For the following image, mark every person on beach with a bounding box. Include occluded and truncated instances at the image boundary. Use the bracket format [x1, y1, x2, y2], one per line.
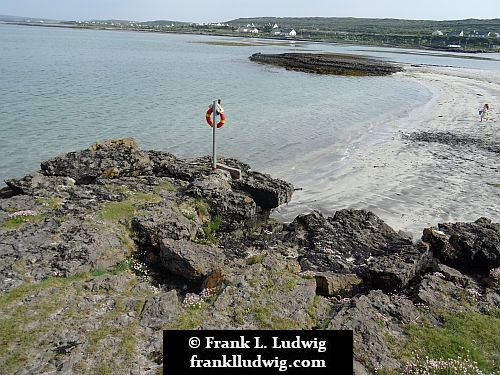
[209, 98, 224, 115]
[479, 103, 489, 122]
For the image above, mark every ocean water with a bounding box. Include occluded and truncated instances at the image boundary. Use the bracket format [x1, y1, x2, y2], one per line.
[1, 24, 497, 230]
[1, 24, 433, 181]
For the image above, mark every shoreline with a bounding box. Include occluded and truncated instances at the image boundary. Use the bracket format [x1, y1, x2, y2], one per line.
[271, 64, 500, 239]
[2, 21, 498, 54]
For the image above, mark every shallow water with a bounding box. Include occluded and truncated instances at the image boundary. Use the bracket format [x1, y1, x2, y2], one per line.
[1, 24, 431, 182]
[1, 24, 497, 233]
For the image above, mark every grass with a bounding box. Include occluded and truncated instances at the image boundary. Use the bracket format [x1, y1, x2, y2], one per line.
[0, 259, 154, 375]
[99, 191, 161, 223]
[246, 254, 267, 265]
[152, 180, 178, 193]
[385, 310, 500, 374]
[168, 306, 204, 330]
[1, 214, 45, 230]
[35, 197, 64, 209]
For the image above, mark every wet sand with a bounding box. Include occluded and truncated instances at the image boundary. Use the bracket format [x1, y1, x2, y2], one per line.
[272, 65, 500, 239]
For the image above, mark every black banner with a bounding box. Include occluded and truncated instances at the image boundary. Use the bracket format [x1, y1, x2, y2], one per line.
[163, 330, 353, 374]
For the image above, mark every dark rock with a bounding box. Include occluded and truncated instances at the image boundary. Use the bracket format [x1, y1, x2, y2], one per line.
[314, 273, 363, 296]
[250, 52, 403, 76]
[329, 290, 420, 374]
[132, 203, 199, 247]
[366, 241, 432, 291]
[41, 138, 152, 184]
[287, 209, 429, 289]
[159, 239, 226, 283]
[404, 131, 500, 154]
[140, 290, 182, 328]
[185, 170, 258, 230]
[231, 169, 294, 210]
[417, 274, 480, 312]
[5, 172, 76, 196]
[422, 218, 500, 274]
[147, 150, 205, 182]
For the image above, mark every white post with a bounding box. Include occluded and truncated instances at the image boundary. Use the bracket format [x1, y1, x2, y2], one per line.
[212, 99, 217, 169]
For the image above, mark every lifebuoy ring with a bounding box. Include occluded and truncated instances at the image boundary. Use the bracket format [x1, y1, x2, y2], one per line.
[205, 107, 225, 128]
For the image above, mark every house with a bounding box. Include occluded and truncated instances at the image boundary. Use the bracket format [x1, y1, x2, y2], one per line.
[280, 28, 297, 36]
[468, 30, 491, 37]
[447, 44, 462, 48]
[448, 30, 464, 37]
[432, 30, 444, 36]
[236, 26, 259, 34]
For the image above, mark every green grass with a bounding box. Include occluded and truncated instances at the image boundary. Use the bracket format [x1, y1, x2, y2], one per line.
[168, 306, 204, 330]
[99, 191, 161, 223]
[1, 214, 45, 230]
[391, 310, 500, 373]
[152, 180, 179, 193]
[35, 197, 64, 209]
[246, 254, 267, 265]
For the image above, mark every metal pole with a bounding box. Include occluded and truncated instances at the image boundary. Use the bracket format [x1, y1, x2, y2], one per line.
[212, 99, 217, 169]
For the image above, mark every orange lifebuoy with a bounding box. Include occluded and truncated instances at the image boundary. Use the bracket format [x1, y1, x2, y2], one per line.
[205, 107, 225, 128]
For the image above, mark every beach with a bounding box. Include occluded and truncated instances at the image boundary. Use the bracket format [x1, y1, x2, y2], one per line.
[272, 64, 500, 239]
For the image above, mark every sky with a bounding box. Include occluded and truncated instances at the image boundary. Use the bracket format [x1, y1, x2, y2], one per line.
[1, 0, 499, 23]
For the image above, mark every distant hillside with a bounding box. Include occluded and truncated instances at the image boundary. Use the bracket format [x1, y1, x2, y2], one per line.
[0, 14, 61, 23]
[228, 17, 500, 35]
[80, 19, 189, 25]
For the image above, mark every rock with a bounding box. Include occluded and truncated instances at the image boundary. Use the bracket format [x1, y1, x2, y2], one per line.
[140, 290, 182, 329]
[250, 52, 403, 76]
[329, 290, 420, 374]
[314, 273, 363, 296]
[231, 169, 294, 210]
[185, 170, 257, 230]
[287, 209, 429, 289]
[366, 241, 432, 291]
[2, 139, 500, 374]
[417, 274, 479, 312]
[147, 150, 204, 182]
[435, 263, 471, 288]
[201, 254, 317, 330]
[403, 131, 500, 154]
[132, 203, 199, 247]
[159, 239, 226, 283]
[422, 218, 500, 274]
[5, 172, 76, 196]
[41, 139, 152, 184]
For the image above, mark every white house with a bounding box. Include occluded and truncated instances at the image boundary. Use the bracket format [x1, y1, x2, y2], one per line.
[448, 30, 464, 37]
[237, 26, 259, 34]
[280, 28, 297, 36]
[469, 30, 491, 37]
[432, 30, 444, 36]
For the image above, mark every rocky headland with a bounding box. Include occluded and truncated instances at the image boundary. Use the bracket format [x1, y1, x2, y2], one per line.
[0, 139, 499, 374]
[249, 52, 403, 76]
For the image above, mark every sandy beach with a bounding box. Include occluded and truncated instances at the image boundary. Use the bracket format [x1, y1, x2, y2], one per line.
[273, 64, 500, 239]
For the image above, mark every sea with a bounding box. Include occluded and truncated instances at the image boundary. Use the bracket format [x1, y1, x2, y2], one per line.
[1, 23, 499, 231]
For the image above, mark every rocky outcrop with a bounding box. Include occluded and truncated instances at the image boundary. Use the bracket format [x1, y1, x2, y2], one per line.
[1, 139, 498, 375]
[250, 52, 403, 76]
[422, 218, 500, 274]
[284, 209, 431, 291]
[404, 131, 500, 154]
[159, 239, 226, 283]
[41, 138, 153, 184]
